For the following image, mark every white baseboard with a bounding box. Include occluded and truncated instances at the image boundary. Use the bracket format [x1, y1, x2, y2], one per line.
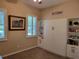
[3, 45, 38, 57]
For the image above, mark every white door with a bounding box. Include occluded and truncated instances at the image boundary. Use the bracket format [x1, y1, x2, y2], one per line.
[39, 19, 67, 57]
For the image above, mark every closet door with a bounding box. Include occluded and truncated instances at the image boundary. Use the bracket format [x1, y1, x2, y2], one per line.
[40, 19, 67, 57]
[50, 19, 67, 56]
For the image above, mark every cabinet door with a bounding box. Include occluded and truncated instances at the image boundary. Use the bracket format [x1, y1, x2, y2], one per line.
[75, 46, 79, 59]
[67, 45, 79, 59]
[67, 45, 75, 58]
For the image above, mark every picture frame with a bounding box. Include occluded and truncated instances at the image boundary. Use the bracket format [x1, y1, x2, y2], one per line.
[8, 15, 26, 31]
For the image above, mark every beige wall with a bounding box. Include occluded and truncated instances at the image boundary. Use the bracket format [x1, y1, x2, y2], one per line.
[0, 0, 40, 56]
[41, 0, 79, 20]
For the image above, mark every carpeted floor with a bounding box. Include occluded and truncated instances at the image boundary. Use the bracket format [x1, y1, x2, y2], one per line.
[4, 47, 68, 59]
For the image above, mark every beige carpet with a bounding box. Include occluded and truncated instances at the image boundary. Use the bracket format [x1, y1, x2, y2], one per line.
[4, 47, 68, 59]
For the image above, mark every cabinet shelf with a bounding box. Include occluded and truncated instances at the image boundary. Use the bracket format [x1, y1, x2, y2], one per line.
[68, 38, 79, 41]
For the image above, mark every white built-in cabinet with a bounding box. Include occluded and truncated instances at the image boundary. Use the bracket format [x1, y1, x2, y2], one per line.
[67, 18, 79, 59]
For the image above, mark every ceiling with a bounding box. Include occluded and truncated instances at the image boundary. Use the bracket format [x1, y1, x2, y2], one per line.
[21, 0, 69, 9]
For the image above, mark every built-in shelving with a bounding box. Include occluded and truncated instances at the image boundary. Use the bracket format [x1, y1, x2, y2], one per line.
[67, 18, 79, 58]
[67, 18, 79, 46]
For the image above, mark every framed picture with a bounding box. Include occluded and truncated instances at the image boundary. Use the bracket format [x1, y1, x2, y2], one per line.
[8, 15, 26, 30]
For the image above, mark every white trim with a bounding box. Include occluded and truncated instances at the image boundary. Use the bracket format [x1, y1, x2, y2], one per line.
[0, 9, 8, 41]
[0, 38, 7, 41]
[3, 45, 38, 57]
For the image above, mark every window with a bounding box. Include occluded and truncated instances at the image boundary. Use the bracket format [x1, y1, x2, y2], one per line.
[27, 16, 37, 36]
[0, 10, 5, 40]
